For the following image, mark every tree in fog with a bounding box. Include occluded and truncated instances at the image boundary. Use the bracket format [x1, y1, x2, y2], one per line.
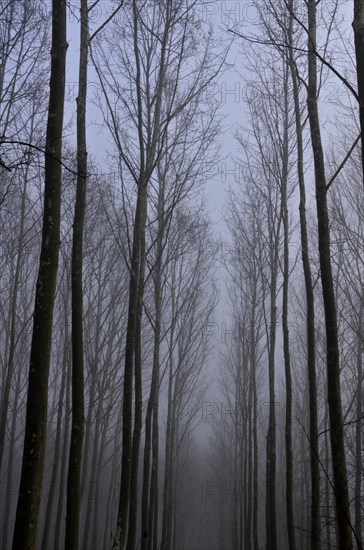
[239, 58, 288, 550]
[353, 0, 364, 183]
[12, 1, 67, 548]
[224, 185, 266, 550]
[160, 206, 217, 550]
[285, 3, 321, 545]
[65, 1, 88, 547]
[141, 89, 218, 550]
[92, 1, 225, 547]
[330, 152, 364, 546]
[306, 1, 352, 546]
[0, 0, 49, 479]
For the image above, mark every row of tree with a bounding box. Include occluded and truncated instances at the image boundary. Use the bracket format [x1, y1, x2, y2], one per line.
[207, 1, 364, 549]
[2, 0, 364, 549]
[0, 1, 222, 549]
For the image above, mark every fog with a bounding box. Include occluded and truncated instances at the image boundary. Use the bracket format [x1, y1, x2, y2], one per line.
[0, 1, 362, 549]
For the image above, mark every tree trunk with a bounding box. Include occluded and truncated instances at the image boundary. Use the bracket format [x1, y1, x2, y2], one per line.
[65, 0, 88, 547]
[353, 0, 364, 185]
[161, 294, 177, 550]
[11, 1, 67, 547]
[281, 66, 296, 550]
[251, 299, 259, 550]
[41, 301, 70, 550]
[53, 353, 71, 550]
[2, 343, 23, 549]
[307, 1, 352, 548]
[265, 200, 281, 550]
[113, 177, 147, 549]
[288, 4, 321, 547]
[141, 167, 165, 550]
[113, 1, 170, 545]
[355, 294, 364, 547]
[0, 163, 29, 473]
[125, 181, 147, 550]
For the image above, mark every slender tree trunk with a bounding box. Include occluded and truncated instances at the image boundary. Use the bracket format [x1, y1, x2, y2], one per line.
[113, 177, 147, 550]
[353, 0, 364, 185]
[251, 303, 259, 550]
[355, 295, 364, 547]
[0, 142, 29, 544]
[113, 1, 169, 543]
[280, 64, 296, 550]
[125, 180, 148, 550]
[324, 409, 332, 549]
[161, 298, 176, 550]
[80, 352, 99, 495]
[265, 207, 281, 550]
[65, 1, 88, 547]
[103, 404, 123, 550]
[41, 304, 70, 550]
[247, 362, 253, 550]
[91, 406, 111, 549]
[54, 354, 72, 550]
[307, 2, 352, 548]
[0, 166, 28, 472]
[12, 1, 67, 547]
[288, 4, 321, 547]
[151, 405, 159, 550]
[141, 171, 164, 550]
[2, 345, 22, 549]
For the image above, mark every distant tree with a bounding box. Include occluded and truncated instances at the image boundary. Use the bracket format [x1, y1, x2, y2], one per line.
[161, 207, 216, 550]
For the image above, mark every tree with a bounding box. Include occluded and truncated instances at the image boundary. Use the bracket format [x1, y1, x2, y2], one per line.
[287, 2, 321, 546]
[353, 0, 364, 185]
[65, 0, 88, 547]
[92, 2, 225, 546]
[12, 0, 67, 548]
[0, 0, 49, 477]
[307, 1, 352, 547]
[161, 207, 216, 550]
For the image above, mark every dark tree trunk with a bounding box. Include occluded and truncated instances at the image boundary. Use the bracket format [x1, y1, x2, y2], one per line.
[113, 1, 170, 546]
[65, 0, 88, 547]
[126, 198, 147, 550]
[353, 0, 364, 184]
[355, 295, 364, 547]
[281, 66, 296, 550]
[288, 9, 321, 544]
[113, 180, 148, 549]
[265, 203, 281, 550]
[307, 2, 352, 548]
[141, 179, 164, 550]
[11, 1, 67, 548]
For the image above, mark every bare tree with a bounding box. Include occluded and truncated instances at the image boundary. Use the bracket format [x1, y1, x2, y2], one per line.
[91, 2, 225, 547]
[287, 3, 321, 545]
[11, 1, 67, 547]
[306, 1, 352, 547]
[65, 0, 88, 547]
